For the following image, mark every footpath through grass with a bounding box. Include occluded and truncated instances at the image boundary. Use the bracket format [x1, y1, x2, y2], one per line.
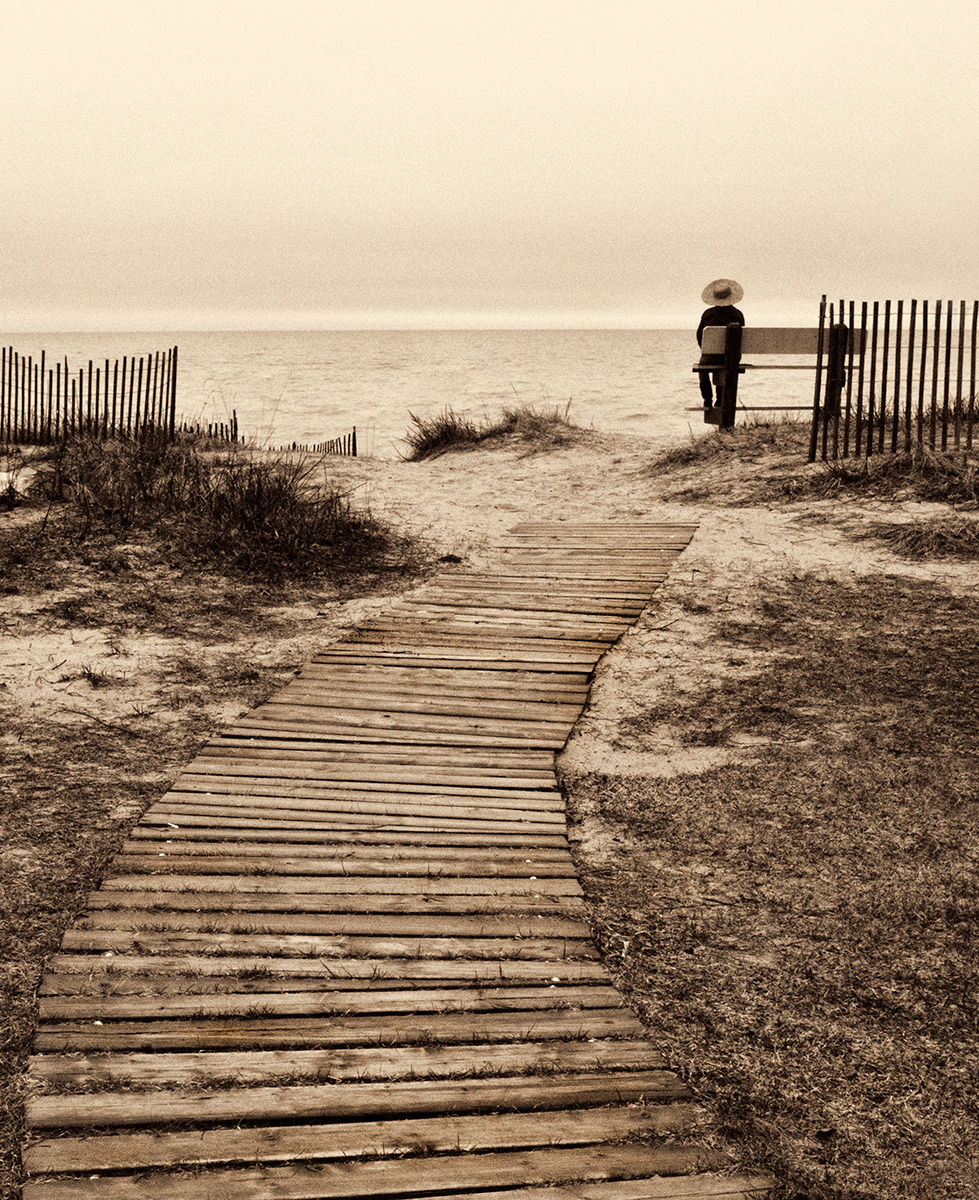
[565, 423, 979, 1200]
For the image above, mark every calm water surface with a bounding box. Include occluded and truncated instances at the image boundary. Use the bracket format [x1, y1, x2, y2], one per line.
[5, 329, 817, 457]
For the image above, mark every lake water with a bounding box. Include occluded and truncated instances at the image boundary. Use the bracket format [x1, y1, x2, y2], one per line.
[4, 329, 817, 458]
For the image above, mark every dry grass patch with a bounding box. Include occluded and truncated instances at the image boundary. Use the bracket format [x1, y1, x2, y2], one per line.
[564, 571, 979, 1200]
[402, 402, 588, 460]
[798, 448, 979, 507]
[856, 515, 979, 559]
[645, 418, 815, 504]
[646, 420, 979, 563]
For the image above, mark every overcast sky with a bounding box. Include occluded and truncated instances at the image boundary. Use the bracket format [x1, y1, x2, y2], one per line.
[2, 0, 976, 330]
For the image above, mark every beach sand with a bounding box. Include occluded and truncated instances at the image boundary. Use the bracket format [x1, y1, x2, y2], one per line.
[5, 421, 979, 1197]
[2, 422, 971, 789]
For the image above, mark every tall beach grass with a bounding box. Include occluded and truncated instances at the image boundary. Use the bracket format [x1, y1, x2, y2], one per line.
[402, 401, 585, 460]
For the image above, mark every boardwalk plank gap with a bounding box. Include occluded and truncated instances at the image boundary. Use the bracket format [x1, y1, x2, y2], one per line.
[21, 521, 771, 1198]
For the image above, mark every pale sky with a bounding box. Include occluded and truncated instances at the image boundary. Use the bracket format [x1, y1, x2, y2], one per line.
[2, 0, 976, 330]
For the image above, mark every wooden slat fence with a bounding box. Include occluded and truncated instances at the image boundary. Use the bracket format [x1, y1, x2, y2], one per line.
[278, 427, 358, 457]
[0, 346, 180, 445]
[810, 299, 979, 461]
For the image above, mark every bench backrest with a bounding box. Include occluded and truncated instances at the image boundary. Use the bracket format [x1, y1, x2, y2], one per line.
[701, 326, 863, 355]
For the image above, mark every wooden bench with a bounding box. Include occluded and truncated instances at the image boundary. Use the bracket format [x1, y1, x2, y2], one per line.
[692, 324, 856, 428]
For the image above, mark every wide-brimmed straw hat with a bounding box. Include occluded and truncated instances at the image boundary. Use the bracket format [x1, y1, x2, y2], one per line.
[701, 279, 744, 306]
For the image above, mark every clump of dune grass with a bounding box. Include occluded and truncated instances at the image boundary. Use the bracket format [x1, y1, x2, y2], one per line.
[401, 408, 484, 459]
[3, 432, 421, 584]
[857, 515, 979, 559]
[403, 402, 584, 460]
[189, 454, 405, 579]
[30, 431, 212, 532]
[646, 416, 810, 474]
[771, 446, 979, 507]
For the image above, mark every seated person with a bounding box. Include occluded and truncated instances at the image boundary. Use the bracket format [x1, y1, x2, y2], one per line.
[697, 279, 745, 407]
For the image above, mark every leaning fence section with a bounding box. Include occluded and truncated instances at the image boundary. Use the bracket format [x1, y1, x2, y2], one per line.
[0, 346, 179, 445]
[810, 300, 979, 462]
[277, 428, 358, 457]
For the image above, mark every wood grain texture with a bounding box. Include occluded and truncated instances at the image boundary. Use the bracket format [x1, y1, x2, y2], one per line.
[20, 522, 768, 1200]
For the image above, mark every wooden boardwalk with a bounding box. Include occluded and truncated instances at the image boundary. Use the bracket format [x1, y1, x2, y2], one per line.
[22, 522, 770, 1200]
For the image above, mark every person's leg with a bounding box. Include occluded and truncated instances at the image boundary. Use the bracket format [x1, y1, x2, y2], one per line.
[698, 357, 713, 403]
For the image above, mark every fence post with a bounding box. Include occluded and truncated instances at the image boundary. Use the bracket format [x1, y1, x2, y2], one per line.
[825, 324, 848, 413]
[718, 323, 742, 429]
[168, 346, 178, 440]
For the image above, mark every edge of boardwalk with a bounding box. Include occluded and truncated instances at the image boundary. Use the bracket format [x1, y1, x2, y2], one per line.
[20, 522, 771, 1200]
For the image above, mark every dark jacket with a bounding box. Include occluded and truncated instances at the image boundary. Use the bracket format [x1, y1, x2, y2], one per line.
[696, 306, 746, 348]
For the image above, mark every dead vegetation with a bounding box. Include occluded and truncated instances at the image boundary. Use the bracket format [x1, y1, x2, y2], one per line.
[559, 422, 979, 1199]
[4, 419, 979, 1199]
[402, 402, 589, 460]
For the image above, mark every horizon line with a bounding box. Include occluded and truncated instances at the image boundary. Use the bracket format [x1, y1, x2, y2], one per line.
[0, 304, 822, 335]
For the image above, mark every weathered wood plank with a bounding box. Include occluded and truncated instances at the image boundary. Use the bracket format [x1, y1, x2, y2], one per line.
[102, 854, 576, 877]
[88, 873, 583, 896]
[387, 606, 635, 630]
[79, 890, 585, 915]
[426, 573, 658, 591]
[150, 787, 567, 817]
[259, 686, 586, 721]
[145, 799, 567, 830]
[39, 982, 624, 1020]
[136, 809, 567, 836]
[57, 930, 596, 961]
[435, 567, 667, 581]
[192, 750, 562, 778]
[34, 1006, 645, 1052]
[240, 703, 579, 739]
[204, 734, 560, 755]
[348, 624, 619, 647]
[301, 663, 593, 687]
[406, 592, 647, 615]
[196, 742, 559, 768]
[27, 1068, 691, 1127]
[30, 1039, 666, 1089]
[508, 522, 698, 530]
[73, 910, 591, 940]
[334, 634, 608, 659]
[286, 675, 592, 704]
[222, 719, 571, 748]
[117, 840, 573, 863]
[23, 1104, 692, 1174]
[127, 822, 572, 849]
[158, 776, 561, 801]
[384, 1179, 773, 1200]
[386, 1179, 772, 1200]
[158, 794, 565, 825]
[309, 649, 597, 669]
[170, 769, 565, 803]
[21, 1144, 726, 1199]
[41, 954, 604, 985]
